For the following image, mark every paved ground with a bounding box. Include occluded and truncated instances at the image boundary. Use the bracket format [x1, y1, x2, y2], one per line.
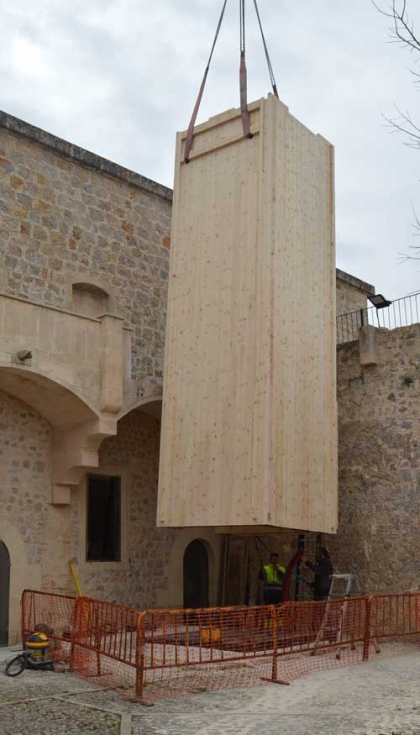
[1, 646, 420, 734]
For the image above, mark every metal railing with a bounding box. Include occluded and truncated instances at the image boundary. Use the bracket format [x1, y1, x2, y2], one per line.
[336, 292, 420, 345]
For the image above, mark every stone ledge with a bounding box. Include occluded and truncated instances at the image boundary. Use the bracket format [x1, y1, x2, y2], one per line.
[0, 289, 103, 322]
[0, 110, 173, 203]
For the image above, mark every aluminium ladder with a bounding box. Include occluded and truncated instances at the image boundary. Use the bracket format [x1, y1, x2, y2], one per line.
[311, 573, 359, 659]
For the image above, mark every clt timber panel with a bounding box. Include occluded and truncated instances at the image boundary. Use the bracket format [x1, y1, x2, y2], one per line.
[157, 95, 337, 533]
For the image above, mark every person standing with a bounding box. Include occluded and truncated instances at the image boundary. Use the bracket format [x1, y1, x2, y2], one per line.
[302, 547, 333, 601]
[260, 552, 286, 605]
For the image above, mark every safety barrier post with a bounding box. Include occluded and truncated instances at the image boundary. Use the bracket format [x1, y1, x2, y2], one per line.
[261, 605, 289, 686]
[363, 596, 372, 662]
[95, 608, 102, 677]
[69, 596, 80, 672]
[20, 589, 28, 645]
[135, 612, 152, 705]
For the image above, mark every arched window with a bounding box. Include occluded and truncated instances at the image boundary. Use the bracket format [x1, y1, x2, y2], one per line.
[183, 539, 209, 609]
[72, 282, 110, 317]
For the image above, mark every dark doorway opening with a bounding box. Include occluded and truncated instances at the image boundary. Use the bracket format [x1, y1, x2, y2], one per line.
[183, 540, 209, 609]
[0, 541, 10, 646]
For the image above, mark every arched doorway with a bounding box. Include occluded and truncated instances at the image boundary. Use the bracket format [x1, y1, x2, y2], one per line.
[183, 540, 209, 609]
[0, 541, 10, 646]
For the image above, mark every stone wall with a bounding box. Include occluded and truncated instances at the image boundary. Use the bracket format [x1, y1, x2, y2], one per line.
[0, 113, 223, 639]
[0, 388, 79, 605]
[0, 390, 52, 562]
[331, 324, 420, 594]
[0, 115, 172, 395]
[0, 109, 396, 638]
[71, 408, 221, 610]
[0, 388, 221, 640]
[336, 269, 374, 317]
[0, 113, 376, 400]
[0, 390, 69, 641]
[75, 409, 176, 609]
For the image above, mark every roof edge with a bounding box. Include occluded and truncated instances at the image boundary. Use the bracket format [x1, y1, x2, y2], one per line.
[0, 110, 173, 202]
[336, 268, 375, 296]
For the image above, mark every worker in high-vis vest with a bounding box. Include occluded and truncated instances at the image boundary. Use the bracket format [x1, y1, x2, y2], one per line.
[260, 552, 286, 605]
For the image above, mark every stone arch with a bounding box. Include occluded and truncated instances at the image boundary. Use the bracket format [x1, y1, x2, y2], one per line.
[0, 365, 99, 427]
[0, 366, 118, 505]
[117, 394, 162, 422]
[156, 529, 221, 609]
[92, 394, 162, 483]
[0, 519, 40, 645]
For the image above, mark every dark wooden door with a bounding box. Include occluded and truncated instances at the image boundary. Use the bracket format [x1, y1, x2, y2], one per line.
[222, 537, 249, 607]
[183, 540, 209, 609]
[0, 541, 10, 646]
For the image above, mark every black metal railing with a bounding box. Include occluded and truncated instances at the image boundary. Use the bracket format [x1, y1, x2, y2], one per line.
[336, 292, 420, 345]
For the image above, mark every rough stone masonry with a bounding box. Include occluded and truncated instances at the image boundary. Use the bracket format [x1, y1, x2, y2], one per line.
[0, 107, 417, 646]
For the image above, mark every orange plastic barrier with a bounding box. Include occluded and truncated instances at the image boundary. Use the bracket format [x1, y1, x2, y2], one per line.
[21, 589, 76, 664]
[21, 590, 420, 704]
[139, 604, 281, 700]
[371, 592, 420, 639]
[70, 596, 144, 696]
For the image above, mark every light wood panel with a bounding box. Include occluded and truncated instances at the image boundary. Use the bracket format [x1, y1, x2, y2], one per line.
[157, 95, 337, 533]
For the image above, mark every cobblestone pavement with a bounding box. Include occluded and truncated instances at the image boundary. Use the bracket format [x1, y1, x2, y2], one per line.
[1, 648, 420, 734]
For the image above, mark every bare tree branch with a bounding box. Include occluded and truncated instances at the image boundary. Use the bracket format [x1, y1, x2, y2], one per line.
[382, 105, 420, 148]
[373, 1, 420, 267]
[373, 3, 420, 145]
[397, 205, 420, 262]
[372, 0, 420, 52]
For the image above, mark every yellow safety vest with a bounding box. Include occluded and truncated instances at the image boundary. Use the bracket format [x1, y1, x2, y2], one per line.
[264, 563, 286, 584]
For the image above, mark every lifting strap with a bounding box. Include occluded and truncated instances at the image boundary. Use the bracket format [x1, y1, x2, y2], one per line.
[184, 0, 279, 164]
[239, 0, 251, 139]
[184, 0, 229, 163]
[252, 0, 279, 99]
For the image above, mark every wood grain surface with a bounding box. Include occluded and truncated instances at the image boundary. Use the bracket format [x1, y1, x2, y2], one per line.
[157, 95, 337, 533]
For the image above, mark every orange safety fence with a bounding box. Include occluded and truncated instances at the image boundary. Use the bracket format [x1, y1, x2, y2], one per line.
[20, 590, 420, 704]
[21, 589, 76, 665]
[271, 596, 372, 683]
[70, 596, 144, 696]
[140, 604, 279, 701]
[371, 592, 420, 639]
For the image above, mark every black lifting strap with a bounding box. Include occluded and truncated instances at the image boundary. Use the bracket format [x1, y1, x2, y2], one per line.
[184, 0, 229, 164]
[252, 0, 279, 100]
[239, 0, 251, 139]
[184, 0, 279, 164]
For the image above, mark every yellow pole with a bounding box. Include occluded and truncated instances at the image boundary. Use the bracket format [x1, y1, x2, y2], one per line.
[69, 559, 83, 597]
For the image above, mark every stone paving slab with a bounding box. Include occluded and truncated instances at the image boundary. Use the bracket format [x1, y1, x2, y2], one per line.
[1, 649, 420, 733]
[0, 697, 120, 735]
[131, 712, 420, 735]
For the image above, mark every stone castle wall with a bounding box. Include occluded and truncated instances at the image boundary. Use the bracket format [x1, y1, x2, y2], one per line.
[0, 117, 374, 399]
[0, 390, 52, 565]
[0, 110, 388, 643]
[74, 409, 177, 609]
[0, 391, 221, 638]
[0, 119, 172, 393]
[0, 390, 54, 640]
[330, 325, 420, 593]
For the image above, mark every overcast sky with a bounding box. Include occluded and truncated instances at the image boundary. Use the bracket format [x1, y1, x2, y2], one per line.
[2, 0, 420, 299]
